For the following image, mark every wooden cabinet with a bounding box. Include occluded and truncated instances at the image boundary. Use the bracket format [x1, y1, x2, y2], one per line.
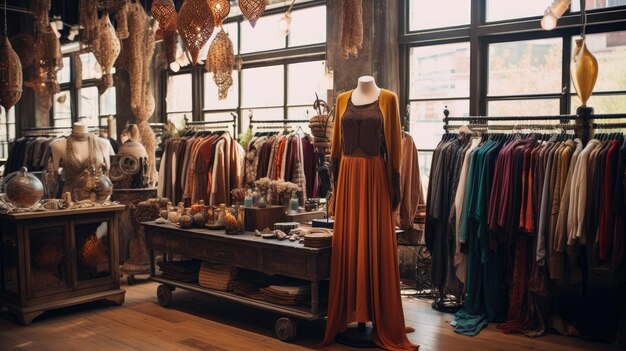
[0, 206, 126, 325]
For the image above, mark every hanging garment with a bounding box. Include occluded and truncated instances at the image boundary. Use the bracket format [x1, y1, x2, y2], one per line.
[323, 90, 417, 351]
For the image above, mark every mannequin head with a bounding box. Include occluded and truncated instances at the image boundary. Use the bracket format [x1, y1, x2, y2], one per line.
[72, 122, 88, 134]
[352, 75, 381, 105]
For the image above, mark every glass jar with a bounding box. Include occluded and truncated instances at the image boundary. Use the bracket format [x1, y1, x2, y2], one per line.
[252, 186, 260, 207]
[289, 191, 299, 214]
[244, 189, 253, 208]
[4, 167, 44, 209]
[215, 203, 227, 226]
[71, 167, 113, 203]
[257, 191, 267, 208]
[225, 205, 244, 234]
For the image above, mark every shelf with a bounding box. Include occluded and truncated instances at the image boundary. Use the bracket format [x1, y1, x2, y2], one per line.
[152, 276, 326, 321]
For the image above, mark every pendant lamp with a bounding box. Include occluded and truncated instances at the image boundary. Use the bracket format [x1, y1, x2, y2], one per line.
[205, 28, 234, 100]
[208, 0, 230, 26]
[93, 14, 121, 92]
[79, 0, 98, 47]
[152, 0, 177, 30]
[570, 0, 598, 107]
[116, 1, 130, 39]
[35, 25, 63, 95]
[0, 0, 23, 110]
[240, 0, 266, 28]
[178, 0, 215, 65]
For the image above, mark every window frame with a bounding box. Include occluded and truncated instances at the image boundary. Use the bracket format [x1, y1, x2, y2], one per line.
[160, 0, 327, 134]
[400, 1, 626, 146]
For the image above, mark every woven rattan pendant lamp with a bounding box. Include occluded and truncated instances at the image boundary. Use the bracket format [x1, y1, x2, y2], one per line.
[178, 0, 215, 65]
[205, 28, 234, 100]
[240, 0, 266, 28]
[0, 0, 23, 110]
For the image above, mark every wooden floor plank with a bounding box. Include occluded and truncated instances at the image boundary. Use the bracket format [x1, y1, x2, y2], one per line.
[0, 280, 618, 351]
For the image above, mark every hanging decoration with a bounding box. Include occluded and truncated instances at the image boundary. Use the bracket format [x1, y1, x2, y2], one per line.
[208, 0, 230, 26]
[79, 0, 98, 47]
[74, 53, 83, 89]
[0, 0, 23, 110]
[570, 0, 598, 107]
[240, 0, 266, 28]
[178, 0, 215, 65]
[34, 26, 63, 96]
[116, 0, 130, 40]
[97, 0, 128, 13]
[278, 0, 296, 36]
[10, 34, 36, 69]
[92, 14, 121, 93]
[152, 0, 177, 31]
[121, 3, 158, 185]
[163, 30, 178, 69]
[205, 28, 234, 100]
[339, 0, 363, 59]
[31, 0, 51, 31]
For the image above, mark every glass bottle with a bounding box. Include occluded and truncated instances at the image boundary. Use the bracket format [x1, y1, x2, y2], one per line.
[290, 190, 299, 214]
[257, 191, 267, 208]
[252, 186, 260, 207]
[244, 189, 253, 208]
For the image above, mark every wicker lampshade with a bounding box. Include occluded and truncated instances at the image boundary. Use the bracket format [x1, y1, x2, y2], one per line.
[93, 14, 121, 92]
[0, 37, 23, 110]
[10, 34, 35, 68]
[240, 0, 266, 28]
[208, 0, 230, 25]
[34, 27, 62, 95]
[178, 0, 215, 65]
[31, 0, 51, 31]
[152, 0, 177, 30]
[74, 53, 83, 89]
[205, 28, 234, 100]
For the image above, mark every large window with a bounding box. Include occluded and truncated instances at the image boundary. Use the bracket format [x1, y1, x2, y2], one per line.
[402, 0, 626, 181]
[0, 107, 15, 159]
[164, 2, 327, 134]
[51, 52, 117, 129]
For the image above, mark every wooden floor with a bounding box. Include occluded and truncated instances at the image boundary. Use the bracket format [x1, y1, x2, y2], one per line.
[0, 277, 616, 351]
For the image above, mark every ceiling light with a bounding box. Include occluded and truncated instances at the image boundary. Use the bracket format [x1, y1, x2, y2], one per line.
[541, 0, 571, 30]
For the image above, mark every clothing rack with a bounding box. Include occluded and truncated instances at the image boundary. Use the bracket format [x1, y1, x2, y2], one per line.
[249, 118, 310, 133]
[21, 126, 100, 137]
[442, 106, 626, 144]
[185, 115, 237, 137]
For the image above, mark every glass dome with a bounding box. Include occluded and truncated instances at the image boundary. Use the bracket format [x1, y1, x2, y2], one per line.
[3, 167, 45, 209]
[71, 167, 113, 203]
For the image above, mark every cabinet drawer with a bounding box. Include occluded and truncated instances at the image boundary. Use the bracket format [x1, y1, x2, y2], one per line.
[262, 249, 308, 278]
[148, 232, 184, 252]
[185, 239, 257, 267]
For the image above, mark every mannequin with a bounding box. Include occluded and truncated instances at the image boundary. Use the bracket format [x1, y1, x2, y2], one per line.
[351, 75, 381, 105]
[323, 76, 417, 350]
[51, 122, 114, 192]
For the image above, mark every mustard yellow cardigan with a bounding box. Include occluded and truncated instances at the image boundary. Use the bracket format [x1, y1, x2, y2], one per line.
[330, 88, 402, 211]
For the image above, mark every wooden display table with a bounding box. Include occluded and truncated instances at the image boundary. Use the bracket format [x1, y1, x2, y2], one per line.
[0, 205, 126, 325]
[142, 221, 331, 341]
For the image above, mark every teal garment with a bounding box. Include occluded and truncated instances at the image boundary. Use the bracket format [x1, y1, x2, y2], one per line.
[453, 140, 496, 336]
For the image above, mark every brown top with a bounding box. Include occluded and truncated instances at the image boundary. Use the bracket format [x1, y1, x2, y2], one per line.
[341, 99, 385, 157]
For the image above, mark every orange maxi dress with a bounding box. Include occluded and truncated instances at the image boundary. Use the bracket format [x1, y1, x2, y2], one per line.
[323, 91, 418, 351]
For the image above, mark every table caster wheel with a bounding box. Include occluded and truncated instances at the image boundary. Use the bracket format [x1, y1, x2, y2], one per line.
[275, 317, 297, 342]
[157, 284, 173, 307]
[127, 275, 135, 285]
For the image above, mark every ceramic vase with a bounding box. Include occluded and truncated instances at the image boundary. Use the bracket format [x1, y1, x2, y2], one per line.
[571, 38, 598, 107]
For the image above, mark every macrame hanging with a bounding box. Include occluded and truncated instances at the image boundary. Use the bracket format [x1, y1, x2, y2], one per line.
[178, 0, 215, 65]
[116, 0, 130, 40]
[79, 0, 98, 47]
[239, 0, 266, 28]
[163, 30, 178, 67]
[30, 0, 51, 31]
[151, 0, 177, 31]
[34, 26, 62, 96]
[10, 34, 35, 69]
[205, 28, 234, 100]
[74, 53, 83, 89]
[0, 0, 23, 110]
[97, 0, 127, 12]
[339, 0, 363, 59]
[92, 14, 121, 93]
[208, 0, 230, 26]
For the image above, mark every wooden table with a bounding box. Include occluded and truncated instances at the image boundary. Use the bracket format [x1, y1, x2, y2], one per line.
[142, 221, 331, 341]
[0, 205, 126, 325]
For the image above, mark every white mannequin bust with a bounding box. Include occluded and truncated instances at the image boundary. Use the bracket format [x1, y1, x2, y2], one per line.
[351, 75, 381, 106]
[50, 122, 114, 173]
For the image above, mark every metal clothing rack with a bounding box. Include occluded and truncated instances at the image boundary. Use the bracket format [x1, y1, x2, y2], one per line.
[21, 126, 101, 137]
[442, 106, 626, 144]
[185, 114, 238, 137]
[249, 117, 310, 134]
